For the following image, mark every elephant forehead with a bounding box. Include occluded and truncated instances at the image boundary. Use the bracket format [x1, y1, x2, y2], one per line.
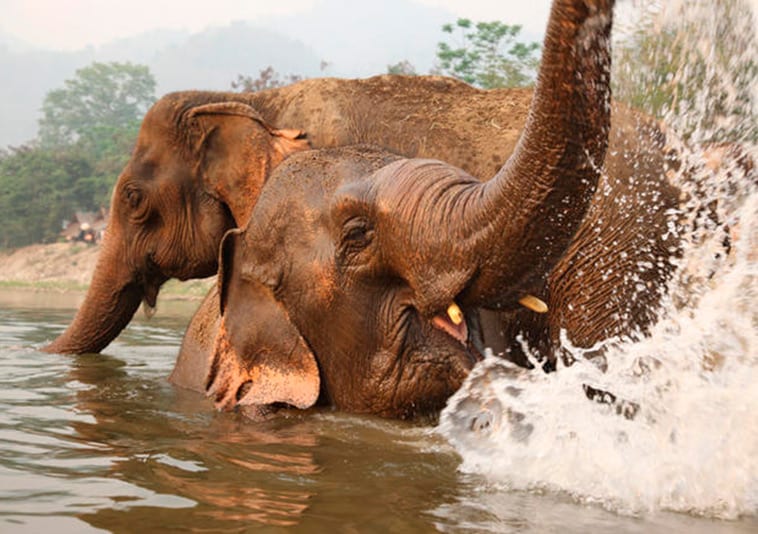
[262, 144, 402, 201]
[283, 225, 336, 287]
[126, 143, 192, 191]
[253, 176, 330, 232]
[247, 197, 309, 245]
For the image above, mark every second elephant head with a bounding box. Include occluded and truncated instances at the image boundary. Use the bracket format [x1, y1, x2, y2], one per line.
[44, 94, 309, 354]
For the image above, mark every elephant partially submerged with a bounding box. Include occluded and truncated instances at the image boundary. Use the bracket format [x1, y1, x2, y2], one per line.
[43, 97, 310, 354]
[45, 0, 678, 391]
[195, 0, 616, 418]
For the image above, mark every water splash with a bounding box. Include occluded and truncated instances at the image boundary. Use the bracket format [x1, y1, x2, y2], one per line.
[440, 192, 757, 517]
[439, 0, 758, 520]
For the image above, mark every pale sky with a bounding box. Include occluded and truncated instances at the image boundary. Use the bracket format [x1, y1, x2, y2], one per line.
[0, 0, 553, 51]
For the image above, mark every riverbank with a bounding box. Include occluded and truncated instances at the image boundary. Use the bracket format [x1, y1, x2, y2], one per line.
[0, 242, 213, 299]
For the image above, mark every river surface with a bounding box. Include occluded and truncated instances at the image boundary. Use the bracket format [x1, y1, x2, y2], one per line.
[0, 290, 755, 533]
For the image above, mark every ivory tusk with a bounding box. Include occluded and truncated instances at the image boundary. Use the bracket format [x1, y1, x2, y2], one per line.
[519, 295, 548, 313]
[447, 302, 464, 325]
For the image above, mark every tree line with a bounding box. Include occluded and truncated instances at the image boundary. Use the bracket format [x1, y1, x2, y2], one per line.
[1, 3, 754, 249]
[0, 62, 155, 248]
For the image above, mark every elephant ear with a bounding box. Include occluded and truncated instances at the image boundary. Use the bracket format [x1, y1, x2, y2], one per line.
[271, 127, 311, 159]
[187, 102, 308, 145]
[207, 230, 320, 416]
[186, 101, 310, 226]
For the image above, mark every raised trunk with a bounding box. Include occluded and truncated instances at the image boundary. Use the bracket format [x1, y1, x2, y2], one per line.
[462, 0, 613, 308]
[42, 240, 143, 354]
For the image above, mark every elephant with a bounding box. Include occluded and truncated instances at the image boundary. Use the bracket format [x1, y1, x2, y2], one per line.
[42, 81, 529, 357]
[44, 0, 680, 389]
[170, 80, 681, 391]
[43, 96, 311, 354]
[181, 0, 616, 419]
[44, 73, 546, 356]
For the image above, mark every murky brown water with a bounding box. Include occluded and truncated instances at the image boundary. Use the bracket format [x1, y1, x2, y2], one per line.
[1, 291, 755, 533]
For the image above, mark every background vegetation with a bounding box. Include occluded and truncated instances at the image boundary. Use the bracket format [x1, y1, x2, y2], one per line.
[1, 2, 754, 249]
[435, 19, 539, 88]
[613, 0, 756, 143]
[0, 62, 156, 248]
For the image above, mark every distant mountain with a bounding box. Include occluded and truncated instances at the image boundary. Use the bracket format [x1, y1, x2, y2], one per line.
[93, 28, 192, 64]
[148, 22, 323, 94]
[0, 46, 92, 148]
[0, 30, 35, 53]
[0, 24, 321, 149]
[0, 0, 472, 149]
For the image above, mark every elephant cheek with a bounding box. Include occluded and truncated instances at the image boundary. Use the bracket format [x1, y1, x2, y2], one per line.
[304, 255, 338, 307]
[155, 199, 233, 281]
[363, 349, 470, 419]
[392, 370, 467, 418]
[406, 344, 478, 416]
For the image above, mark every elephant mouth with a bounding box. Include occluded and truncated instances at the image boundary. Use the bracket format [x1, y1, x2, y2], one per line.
[431, 301, 468, 346]
[429, 301, 485, 368]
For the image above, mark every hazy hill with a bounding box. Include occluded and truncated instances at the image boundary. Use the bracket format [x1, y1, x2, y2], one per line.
[0, 24, 322, 149]
[0, 30, 34, 53]
[0, 44, 92, 149]
[0, 0, 467, 149]
[149, 22, 323, 93]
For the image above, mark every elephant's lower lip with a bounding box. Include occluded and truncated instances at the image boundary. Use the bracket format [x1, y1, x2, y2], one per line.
[431, 314, 468, 346]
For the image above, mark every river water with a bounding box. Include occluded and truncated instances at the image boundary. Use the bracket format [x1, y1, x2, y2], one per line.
[0, 291, 755, 533]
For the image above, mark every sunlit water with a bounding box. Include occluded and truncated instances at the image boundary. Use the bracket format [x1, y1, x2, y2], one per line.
[1, 294, 756, 532]
[439, 0, 758, 524]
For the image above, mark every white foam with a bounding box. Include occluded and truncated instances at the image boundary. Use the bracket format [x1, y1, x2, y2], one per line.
[439, 192, 757, 517]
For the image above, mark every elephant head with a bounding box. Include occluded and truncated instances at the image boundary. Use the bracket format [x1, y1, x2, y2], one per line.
[44, 93, 310, 354]
[205, 0, 615, 418]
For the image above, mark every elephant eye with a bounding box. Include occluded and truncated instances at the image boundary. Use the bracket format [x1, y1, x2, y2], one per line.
[124, 186, 143, 210]
[341, 217, 374, 252]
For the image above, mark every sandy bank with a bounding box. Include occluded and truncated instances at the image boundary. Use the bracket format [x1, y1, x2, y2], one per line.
[0, 242, 213, 299]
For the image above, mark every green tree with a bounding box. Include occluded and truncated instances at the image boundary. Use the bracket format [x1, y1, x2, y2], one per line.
[0, 146, 92, 247]
[39, 61, 156, 149]
[436, 19, 540, 88]
[613, 0, 757, 142]
[42, 61, 156, 206]
[0, 61, 157, 248]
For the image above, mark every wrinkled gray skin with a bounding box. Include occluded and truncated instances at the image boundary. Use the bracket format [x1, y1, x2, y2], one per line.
[45, 0, 681, 419]
[171, 89, 682, 393]
[193, 0, 616, 419]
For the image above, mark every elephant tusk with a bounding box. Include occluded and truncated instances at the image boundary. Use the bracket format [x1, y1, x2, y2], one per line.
[447, 302, 464, 325]
[519, 295, 548, 314]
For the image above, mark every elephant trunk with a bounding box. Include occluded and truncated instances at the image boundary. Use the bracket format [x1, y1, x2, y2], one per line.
[42, 237, 143, 354]
[462, 0, 613, 308]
